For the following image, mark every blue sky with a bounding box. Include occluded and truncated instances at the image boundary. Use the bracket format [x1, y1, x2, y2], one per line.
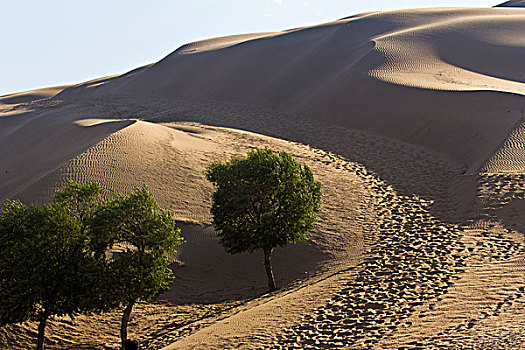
[0, 0, 499, 96]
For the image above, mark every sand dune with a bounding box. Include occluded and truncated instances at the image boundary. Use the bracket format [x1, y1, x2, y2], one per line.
[57, 7, 525, 172]
[1, 4, 525, 350]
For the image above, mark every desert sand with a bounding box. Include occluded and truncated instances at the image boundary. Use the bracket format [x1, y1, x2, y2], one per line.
[1, 3, 525, 349]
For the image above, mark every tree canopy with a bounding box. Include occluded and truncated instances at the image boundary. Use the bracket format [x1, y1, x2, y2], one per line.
[0, 182, 182, 350]
[206, 147, 321, 291]
[89, 185, 183, 347]
[53, 180, 103, 231]
[0, 199, 96, 350]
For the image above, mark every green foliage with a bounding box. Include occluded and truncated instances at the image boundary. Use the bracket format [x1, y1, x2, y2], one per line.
[0, 200, 92, 325]
[53, 180, 103, 232]
[0, 181, 109, 349]
[90, 185, 183, 302]
[51, 180, 114, 314]
[0, 181, 182, 348]
[89, 185, 183, 344]
[205, 147, 322, 253]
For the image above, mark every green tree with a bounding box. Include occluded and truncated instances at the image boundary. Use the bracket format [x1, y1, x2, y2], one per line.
[0, 200, 94, 350]
[205, 147, 322, 292]
[89, 186, 183, 349]
[52, 180, 114, 314]
[53, 180, 104, 234]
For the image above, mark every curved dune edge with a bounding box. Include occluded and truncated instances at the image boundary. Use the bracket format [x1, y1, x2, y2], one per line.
[369, 11, 525, 94]
[0, 107, 135, 204]
[73, 118, 126, 127]
[173, 33, 278, 55]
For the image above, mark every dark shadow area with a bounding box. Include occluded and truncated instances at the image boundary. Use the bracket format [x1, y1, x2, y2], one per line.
[0, 93, 50, 105]
[494, 0, 525, 7]
[161, 222, 330, 304]
[478, 173, 525, 233]
[438, 40, 525, 84]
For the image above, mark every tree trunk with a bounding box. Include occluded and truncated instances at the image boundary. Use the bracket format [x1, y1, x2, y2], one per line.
[264, 248, 276, 292]
[36, 316, 47, 350]
[120, 300, 135, 349]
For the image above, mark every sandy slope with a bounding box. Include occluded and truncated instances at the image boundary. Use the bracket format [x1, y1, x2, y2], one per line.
[1, 4, 525, 350]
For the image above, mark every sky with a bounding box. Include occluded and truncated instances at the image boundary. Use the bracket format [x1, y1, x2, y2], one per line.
[0, 0, 500, 96]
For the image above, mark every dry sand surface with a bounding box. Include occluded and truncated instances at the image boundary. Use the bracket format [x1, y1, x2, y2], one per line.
[1, 4, 525, 350]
